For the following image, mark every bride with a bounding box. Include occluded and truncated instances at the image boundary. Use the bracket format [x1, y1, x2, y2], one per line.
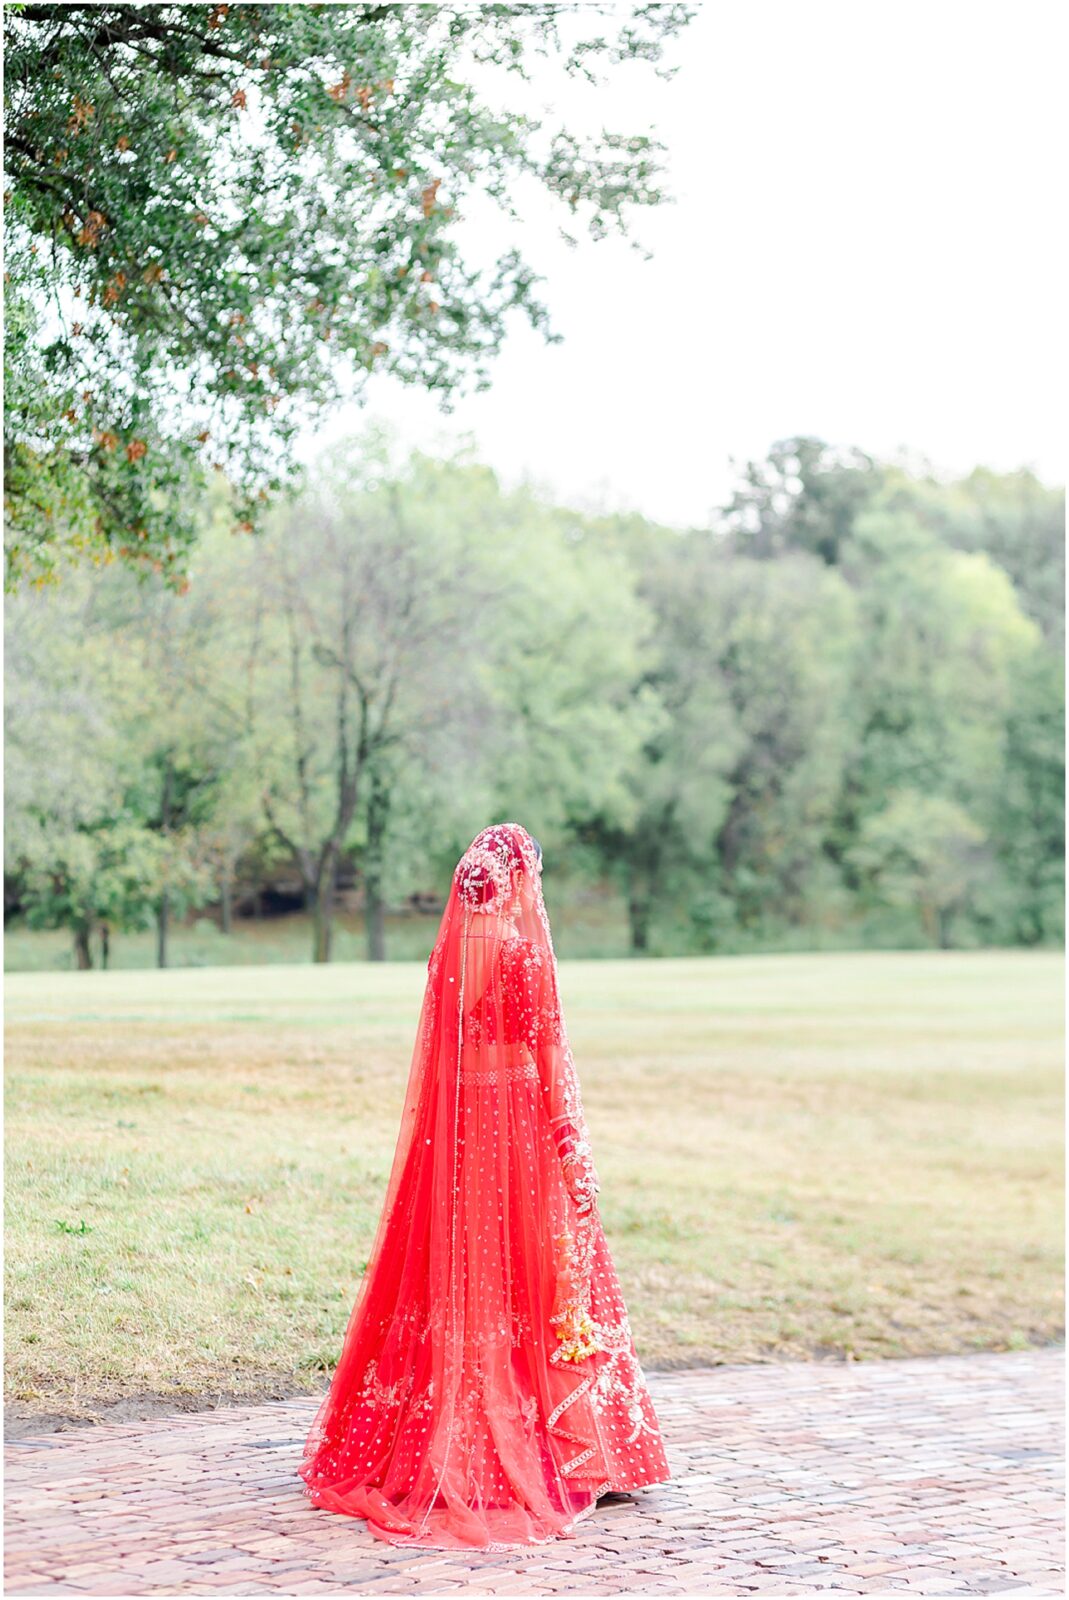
[300, 823, 669, 1548]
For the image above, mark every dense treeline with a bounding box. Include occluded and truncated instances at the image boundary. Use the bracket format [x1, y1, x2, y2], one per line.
[4, 434, 1064, 965]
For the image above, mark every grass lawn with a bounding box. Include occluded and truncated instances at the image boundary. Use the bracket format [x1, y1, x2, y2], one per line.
[4, 949, 1063, 1426]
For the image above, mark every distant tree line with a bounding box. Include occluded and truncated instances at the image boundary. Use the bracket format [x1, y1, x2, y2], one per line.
[4, 433, 1064, 965]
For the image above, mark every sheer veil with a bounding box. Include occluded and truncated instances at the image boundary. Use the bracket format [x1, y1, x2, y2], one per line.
[300, 823, 668, 1548]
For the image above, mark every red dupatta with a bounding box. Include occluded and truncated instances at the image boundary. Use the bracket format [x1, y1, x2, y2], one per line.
[300, 823, 668, 1549]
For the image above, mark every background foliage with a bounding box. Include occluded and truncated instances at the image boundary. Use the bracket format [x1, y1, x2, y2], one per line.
[4, 432, 1064, 967]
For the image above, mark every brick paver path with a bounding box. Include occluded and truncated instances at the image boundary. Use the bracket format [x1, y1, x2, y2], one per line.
[5, 1349, 1063, 1597]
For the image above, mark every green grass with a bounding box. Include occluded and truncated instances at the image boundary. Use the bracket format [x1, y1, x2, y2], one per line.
[4, 949, 1063, 1423]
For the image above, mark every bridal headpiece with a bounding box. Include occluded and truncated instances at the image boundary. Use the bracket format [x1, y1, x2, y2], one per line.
[454, 822, 540, 911]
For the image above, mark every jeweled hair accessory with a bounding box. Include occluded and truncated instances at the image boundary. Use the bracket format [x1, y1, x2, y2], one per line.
[455, 823, 541, 910]
[454, 844, 512, 911]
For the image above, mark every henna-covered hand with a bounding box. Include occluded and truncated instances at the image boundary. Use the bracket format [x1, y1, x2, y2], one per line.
[562, 1152, 598, 1214]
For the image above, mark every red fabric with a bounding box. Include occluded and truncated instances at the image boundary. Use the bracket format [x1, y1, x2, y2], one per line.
[300, 823, 669, 1548]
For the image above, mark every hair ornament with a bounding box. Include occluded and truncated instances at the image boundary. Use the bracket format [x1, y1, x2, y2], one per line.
[455, 844, 512, 911]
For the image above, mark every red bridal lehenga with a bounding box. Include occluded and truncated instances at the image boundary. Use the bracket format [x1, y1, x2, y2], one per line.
[300, 823, 669, 1549]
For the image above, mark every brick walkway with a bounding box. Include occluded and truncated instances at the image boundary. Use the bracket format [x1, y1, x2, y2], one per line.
[4, 1349, 1063, 1597]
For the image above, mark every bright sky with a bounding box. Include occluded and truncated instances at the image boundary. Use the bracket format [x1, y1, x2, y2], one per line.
[301, 1, 1066, 527]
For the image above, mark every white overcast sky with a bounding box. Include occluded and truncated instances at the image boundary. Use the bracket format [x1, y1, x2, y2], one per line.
[300, 0, 1066, 528]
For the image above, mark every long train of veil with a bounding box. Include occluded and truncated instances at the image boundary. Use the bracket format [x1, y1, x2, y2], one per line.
[300, 823, 669, 1548]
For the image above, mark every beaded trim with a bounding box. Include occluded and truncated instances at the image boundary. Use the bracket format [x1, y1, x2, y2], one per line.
[459, 1060, 539, 1088]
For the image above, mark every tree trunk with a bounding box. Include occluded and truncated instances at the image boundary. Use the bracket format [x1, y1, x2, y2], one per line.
[628, 889, 651, 954]
[100, 923, 110, 970]
[73, 921, 93, 970]
[366, 881, 386, 963]
[312, 896, 333, 963]
[157, 756, 174, 969]
[312, 855, 337, 964]
[365, 772, 390, 962]
[220, 868, 233, 936]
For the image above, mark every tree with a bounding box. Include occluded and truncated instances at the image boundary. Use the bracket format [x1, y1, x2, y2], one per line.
[82, 496, 263, 963]
[884, 466, 1066, 646]
[239, 446, 502, 961]
[579, 526, 860, 952]
[849, 790, 989, 948]
[578, 526, 738, 953]
[993, 644, 1065, 945]
[708, 553, 859, 937]
[837, 506, 1041, 845]
[4, 579, 212, 964]
[16, 816, 199, 969]
[239, 442, 654, 961]
[719, 436, 882, 565]
[4, 2, 691, 587]
[481, 502, 657, 846]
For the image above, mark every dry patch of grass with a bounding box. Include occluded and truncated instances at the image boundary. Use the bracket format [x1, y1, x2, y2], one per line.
[5, 950, 1063, 1423]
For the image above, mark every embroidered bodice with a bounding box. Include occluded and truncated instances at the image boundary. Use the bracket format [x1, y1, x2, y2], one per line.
[463, 932, 558, 1051]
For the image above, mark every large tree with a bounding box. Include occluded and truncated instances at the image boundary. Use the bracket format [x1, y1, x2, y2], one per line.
[88, 506, 261, 963]
[885, 465, 1066, 647]
[580, 525, 860, 953]
[578, 525, 738, 953]
[992, 643, 1065, 945]
[848, 790, 990, 950]
[4, 1, 691, 587]
[237, 443, 652, 962]
[4, 576, 215, 965]
[829, 503, 1044, 938]
[237, 455, 488, 963]
[718, 435, 883, 566]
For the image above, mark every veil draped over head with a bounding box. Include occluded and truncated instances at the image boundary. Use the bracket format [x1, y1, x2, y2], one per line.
[300, 823, 668, 1549]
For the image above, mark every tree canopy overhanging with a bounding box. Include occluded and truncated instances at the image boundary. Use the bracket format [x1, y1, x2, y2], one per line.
[3, 1, 692, 588]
